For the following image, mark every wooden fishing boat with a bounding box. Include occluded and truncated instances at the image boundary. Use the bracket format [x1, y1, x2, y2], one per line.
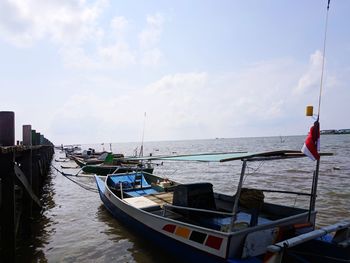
[73, 155, 106, 166]
[95, 150, 350, 262]
[70, 150, 124, 165]
[73, 153, 138, 167]
[72, 152, 151, 175]
[81, 162, 154, 175]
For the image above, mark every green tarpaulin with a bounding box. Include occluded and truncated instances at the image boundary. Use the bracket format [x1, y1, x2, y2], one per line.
[125, 150, 310, 163]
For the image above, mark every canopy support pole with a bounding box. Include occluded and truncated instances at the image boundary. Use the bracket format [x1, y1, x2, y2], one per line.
[229, 160, 247, 232]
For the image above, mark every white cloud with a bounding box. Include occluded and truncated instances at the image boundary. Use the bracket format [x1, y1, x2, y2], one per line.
[141, 48, 163, 66]
[60, 46, 96, 69]
[144, 72, 209, 133]
[50, 92, 145, 143]
[60, 11, 165, 69]
[0, 0, 106, 47]
[138, 13, 164, 49]
[110, 16, 129, 36]
[0, 1, 165, 68]
[97, 42, 136, 68]
[45, 49, 348, 144]
[59, 41, 137, 69]
[147, 72, 207, 94]
[140, 58, 316, 139]
[137, 13, 164, 66]
[294, 50, 323, 95]
[49, 58, 308, 143]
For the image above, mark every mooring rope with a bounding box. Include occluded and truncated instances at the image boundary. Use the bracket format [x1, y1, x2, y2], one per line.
[51, 165, 98, 193]
[243, 161, 265, 184]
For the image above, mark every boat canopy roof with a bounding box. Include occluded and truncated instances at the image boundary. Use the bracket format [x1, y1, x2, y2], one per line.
[126, 150, 331, 163]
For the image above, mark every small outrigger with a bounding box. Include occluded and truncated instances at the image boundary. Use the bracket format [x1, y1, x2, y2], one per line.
[95, 150, 350, 262]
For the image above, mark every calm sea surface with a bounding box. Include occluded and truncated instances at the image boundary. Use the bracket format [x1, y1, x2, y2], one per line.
[17, 135, 350, 262]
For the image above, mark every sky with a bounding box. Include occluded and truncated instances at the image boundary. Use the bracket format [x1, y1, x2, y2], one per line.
[1, 0, 349, 145]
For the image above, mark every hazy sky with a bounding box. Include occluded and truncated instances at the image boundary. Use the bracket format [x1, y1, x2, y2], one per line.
[1, 0, 349, 144]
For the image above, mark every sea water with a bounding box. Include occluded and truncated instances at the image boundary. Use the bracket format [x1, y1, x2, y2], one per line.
[17, 135, 350, 262]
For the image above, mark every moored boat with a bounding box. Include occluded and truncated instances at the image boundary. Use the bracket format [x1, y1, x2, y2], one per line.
[72, 152, 153, 175]
[82, 162, 154, 175]
[95, 150, 350, 262]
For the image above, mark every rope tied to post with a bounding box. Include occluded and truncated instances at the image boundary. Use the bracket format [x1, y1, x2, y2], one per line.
[51, 165, 98, 193]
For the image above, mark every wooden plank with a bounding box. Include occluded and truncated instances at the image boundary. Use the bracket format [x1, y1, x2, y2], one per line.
[14, 165, 41, 207]
[145, 192, 174, 206]
[124, 196, 160, 210]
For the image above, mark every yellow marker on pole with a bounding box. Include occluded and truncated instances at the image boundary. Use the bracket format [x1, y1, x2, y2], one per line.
[306, 106, 314, 116]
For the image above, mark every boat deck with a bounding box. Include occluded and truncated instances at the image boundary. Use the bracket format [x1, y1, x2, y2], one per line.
[144, 192, 174, 207]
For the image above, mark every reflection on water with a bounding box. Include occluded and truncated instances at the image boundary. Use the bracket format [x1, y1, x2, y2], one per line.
[17, 135, 350, 262]
[95, 205, 183, 263]
[16, 173, 56, 263]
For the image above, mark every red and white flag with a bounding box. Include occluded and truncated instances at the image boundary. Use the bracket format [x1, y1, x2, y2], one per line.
[301, 121, 320, 161]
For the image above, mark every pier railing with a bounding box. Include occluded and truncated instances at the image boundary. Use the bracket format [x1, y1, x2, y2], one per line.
[0, 111, 54, 262]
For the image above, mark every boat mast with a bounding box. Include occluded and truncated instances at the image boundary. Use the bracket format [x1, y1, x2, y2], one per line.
[308, 0, 331, 222]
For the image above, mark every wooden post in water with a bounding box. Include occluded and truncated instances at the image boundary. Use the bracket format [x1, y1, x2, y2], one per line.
[23, 125, 32, 146]
[35, 132, 43, 188]
[31, 130, 40, 196]
[36, 132, 41, 146]
[31, 129, 36, 146]
[0, 111, 15, 146]
[0, 111, 16, 262]
[21, 125, 33, 236]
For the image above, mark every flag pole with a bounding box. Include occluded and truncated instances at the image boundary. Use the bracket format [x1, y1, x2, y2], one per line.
[308, 0, 331, 223]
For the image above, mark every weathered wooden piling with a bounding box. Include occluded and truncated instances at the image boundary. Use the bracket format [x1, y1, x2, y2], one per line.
[21, 125, 33, 236]
[0, 111, 16, 262]
[0, 111, 54, 262]
[0, 111, 15, 146]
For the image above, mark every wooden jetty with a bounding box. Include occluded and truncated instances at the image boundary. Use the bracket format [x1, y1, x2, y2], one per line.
[0, 111, 54, 262]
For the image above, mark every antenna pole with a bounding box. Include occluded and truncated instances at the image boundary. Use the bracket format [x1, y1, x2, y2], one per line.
[317, 0, 330, 119]
[140, 112, 146, 157]
[309, 0, 331, 223]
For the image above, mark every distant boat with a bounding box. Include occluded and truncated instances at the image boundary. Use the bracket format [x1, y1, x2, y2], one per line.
[321, 129, 350, 135]
[95, 150, 350, 262]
